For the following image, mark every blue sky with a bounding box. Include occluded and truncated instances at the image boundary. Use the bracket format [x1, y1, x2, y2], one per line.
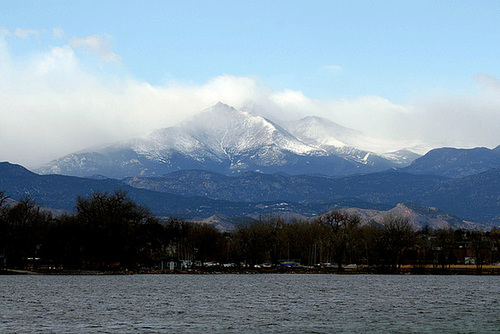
[1, 1, 500, 166]
[3, 1, 499, 100]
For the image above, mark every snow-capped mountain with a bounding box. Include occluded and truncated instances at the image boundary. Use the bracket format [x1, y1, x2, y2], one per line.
[37, 102, 419, 178]
[133, 102, 322, 167]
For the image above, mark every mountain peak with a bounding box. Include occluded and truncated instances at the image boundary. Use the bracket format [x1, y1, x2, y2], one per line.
[198, 102, 253, 124]
[208, 102, 237, 112]
[300, 115, 333, 124]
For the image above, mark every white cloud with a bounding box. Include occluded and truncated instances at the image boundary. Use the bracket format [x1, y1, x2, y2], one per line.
[70, 34, 120, 61]
[13, 28, 40, 39]
[0, 33, 9, 62]
[322, 64, 342, 72]
[52, 27, 66, 40]
[0, 27, 10, 36]
[408, 91, 500, 149]
[474, 72, 500, 91]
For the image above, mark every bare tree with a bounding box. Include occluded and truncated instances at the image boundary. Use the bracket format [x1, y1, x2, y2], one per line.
[0, 190, 9, 208]
[469, 231, 491, 274]
[435, 228, 456, 271]
[381, 213, 415, 272]
[75, 190, 154, 268]
[234, 219, 278, 266]
[316, 210, 360, 271]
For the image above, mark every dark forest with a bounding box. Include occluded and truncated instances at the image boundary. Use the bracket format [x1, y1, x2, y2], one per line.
[1, 190, 499, 274]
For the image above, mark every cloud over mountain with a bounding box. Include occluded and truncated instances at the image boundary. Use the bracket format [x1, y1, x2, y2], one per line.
[1, 29, 499, 167]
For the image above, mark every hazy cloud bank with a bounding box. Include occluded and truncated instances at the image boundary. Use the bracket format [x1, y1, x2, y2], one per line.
[1, 29, 499, 167]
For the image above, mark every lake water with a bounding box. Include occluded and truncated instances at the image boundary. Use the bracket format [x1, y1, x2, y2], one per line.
[1, 274, 499, 333]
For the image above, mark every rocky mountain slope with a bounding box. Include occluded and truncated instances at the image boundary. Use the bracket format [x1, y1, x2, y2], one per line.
[344, 203, 489, 230]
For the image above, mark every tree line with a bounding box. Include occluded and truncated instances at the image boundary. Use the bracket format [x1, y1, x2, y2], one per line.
[1, 190, 499, 273]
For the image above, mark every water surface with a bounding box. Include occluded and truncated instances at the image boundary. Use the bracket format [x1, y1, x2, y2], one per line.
[1, 274, 498, 333]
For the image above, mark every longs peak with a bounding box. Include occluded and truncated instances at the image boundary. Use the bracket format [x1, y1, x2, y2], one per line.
[36, 103, 418, 178]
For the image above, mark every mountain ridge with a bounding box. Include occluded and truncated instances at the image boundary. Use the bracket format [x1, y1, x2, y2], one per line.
[404, 146, 500, 178]
[123, 166, 500, 223]
[2, 162, 499, 228]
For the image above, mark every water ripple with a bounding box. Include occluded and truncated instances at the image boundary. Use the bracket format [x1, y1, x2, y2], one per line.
[1, 274, 499, 333]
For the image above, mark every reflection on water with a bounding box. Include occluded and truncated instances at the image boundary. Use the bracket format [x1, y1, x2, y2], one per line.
[1, 274, 499, 333]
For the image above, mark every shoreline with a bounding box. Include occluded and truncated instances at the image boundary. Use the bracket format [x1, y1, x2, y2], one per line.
[2, 264, 500, 276]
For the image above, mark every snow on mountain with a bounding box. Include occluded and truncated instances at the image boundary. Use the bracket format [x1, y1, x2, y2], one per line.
[286, 116, 419, 166]
[136, 102, 320, 161]
[127, 102, 324, 172]
[286, 116, 361, 148]
[37, 102, 419, 178]
[381, 149, 422, 166]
